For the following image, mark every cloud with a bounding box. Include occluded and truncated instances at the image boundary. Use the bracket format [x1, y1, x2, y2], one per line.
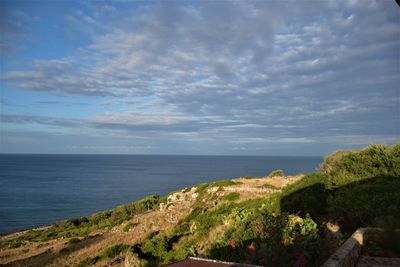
[1, 0, 399, 154]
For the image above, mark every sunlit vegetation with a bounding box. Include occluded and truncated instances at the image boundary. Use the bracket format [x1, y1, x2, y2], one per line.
[2, 144, 399, 267]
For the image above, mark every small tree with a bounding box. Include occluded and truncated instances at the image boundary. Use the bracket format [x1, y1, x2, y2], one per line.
[268, 169, 285, 177]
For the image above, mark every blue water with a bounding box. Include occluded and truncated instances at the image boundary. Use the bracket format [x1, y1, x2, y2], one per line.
[0, 154, 321, 233]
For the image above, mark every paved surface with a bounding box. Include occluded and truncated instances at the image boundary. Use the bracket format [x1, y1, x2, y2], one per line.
[357, 256, 400, 267]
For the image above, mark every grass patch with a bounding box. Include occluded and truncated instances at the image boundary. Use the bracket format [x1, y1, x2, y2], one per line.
[223, 192, 240, 201]
[77, 243, 130, 267]
[211, 179, 240, 187]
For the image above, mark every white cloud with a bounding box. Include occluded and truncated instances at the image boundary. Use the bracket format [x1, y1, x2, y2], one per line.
[1, 0, 399, 154]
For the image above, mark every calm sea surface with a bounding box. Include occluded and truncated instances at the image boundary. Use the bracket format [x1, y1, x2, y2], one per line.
[0, 154, 321, 233]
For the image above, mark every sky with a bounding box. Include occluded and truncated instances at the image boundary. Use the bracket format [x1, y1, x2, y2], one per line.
[0, 0, 399, 156]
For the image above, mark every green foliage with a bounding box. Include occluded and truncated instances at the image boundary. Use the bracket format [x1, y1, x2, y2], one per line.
[195, 183, 209, 194]
[322, 144, 400, 189]
[123, 222, 136, 232]
[327, 176, 400, 224]
[261, 183, 279, 190]
[211, 179, 240, 187]
[280, 173, 328, 217]
[193, 203, 236, 238]
[77, 256, 101, 267]
[268, 169, 285, 177]
[281, 144, 400, 225]
[139, 229, 195, 266]
[207, 210, 322, 266]
[2, 194, 163, 248]
[182, 187, 192, 193]
[68, 237, 81, 245]
[224, 192, 240, 202]
[77, 243, 130, 267]
[8, 143, 400, 267]
[138, 194, 161, 211]
[365, 216, 400, 256]
[99, 243, 130, 259]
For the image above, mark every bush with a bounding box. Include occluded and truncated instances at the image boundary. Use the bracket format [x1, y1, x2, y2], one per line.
[224, 192, 240, 202]
[327, 176, 400, 225]
[123, 222, 136, 232]
[212, 179, 240, 187]
[268, 169, 285, 177]
[77, 256, 101, 267]
[280, 173, 328, 217]
[207, 210, 322, 266]
[68, 237, 81, 245]
[322, 144, 400, 189]
[261, 183, 279, 190]
[99, 243, 130, 259]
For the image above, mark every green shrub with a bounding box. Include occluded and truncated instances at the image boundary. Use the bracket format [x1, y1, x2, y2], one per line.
[68, 237, 81, 245]
[77, 256, 101, 267]
[328, 176, 400, 225]
[99, 243, 130, 259]
[195, 183, 209, 194]
[280, 173, 328, 217]
[207, 210, 322, 266]
[123, 222, 136, 232]
[138, 194, 161, 211]
[212, 179, 239, 187]
[268, 169, 285, 177]
[261, 183, 279, 190]
[224, 192, 240, 201]
[322, 144, 400, 189]
[182, 187, 192, 193]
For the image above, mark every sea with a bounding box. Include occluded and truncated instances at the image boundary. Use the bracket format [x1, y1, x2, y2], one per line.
[0, 154, 322, 233]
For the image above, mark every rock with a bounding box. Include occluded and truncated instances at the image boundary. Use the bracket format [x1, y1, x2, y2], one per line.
[125, 249, 142, 267]
[325, 221, 342, 239]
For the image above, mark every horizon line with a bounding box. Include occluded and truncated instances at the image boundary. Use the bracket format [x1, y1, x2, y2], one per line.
[0, 152, 323, 157]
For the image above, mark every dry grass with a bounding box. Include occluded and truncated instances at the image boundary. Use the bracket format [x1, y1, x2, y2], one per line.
[0, 175, 304, 267]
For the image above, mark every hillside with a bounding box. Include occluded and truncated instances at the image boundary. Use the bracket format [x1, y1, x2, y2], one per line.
[1, 144, 399, 267]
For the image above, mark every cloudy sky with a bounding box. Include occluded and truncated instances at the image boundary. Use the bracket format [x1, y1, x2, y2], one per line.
[0, 0, 399, 155]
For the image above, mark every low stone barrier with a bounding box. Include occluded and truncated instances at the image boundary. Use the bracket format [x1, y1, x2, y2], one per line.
[322, 227, 400, 267]
[322, 228, 368, 267]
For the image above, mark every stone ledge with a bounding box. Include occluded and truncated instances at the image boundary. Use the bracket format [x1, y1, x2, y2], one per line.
[322, 228, 399, 267]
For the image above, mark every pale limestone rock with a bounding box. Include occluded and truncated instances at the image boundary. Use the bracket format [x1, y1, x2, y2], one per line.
[125, 250, 142, 267]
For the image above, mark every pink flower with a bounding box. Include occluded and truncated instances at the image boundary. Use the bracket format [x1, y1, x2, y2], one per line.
[230, 239, 236, 250]
[255, 225, 263, 233]
[248, 242, 255, 254]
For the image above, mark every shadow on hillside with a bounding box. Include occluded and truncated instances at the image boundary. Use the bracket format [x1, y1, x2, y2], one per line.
[200, 175, 400, 267]
[204, 237, 320, 267]
[280, 175, 400, 232]
[4, 234, 104, 267]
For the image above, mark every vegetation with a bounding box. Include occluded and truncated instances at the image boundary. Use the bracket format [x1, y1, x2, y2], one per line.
[268, 169, 285, 177]
[2, 143, 399, 267]
[123, 222, 136, 232]
[261, 182, 279, 190]
[133, 144, 399, 266]
[78, 243, 130, 267]
[223, 192, 240, 201]
[1, 194, 162, 248]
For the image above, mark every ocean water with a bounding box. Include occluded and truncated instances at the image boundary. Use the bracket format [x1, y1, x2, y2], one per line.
[0, 154, 322, 233]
